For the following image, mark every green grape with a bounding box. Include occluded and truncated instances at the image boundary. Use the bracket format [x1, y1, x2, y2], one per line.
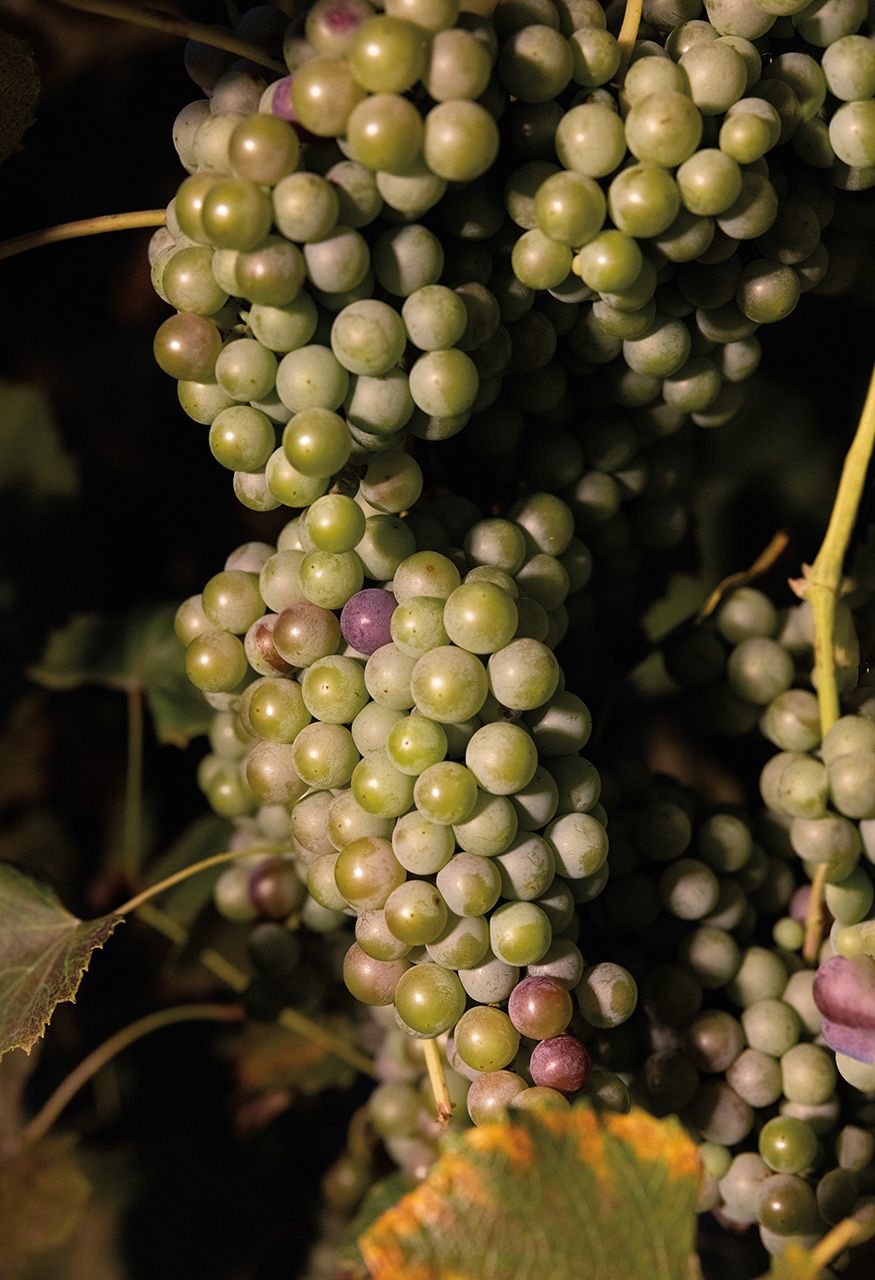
[344, 942, 410, 1005]
[234, 470, 282, 512]
[299, 550, 363, 609]
[727, 1048, 783, 1108]
[573, 230, 643, 293]
[459, 953, 519, 1003]
[494, 833, 555, 900]
[498, 24, 573, 102]
[291, 56, 367, 137]
[716, 172, 779, 240]
[822, 34, 875, 101]
[423, 100, 500, 183]
[178, 378, 235, 425]
[756, 1174, 820, 1237]
[443, 583, 519, 656]
[608, 165, 681, 239]
[352, 748, 416, 818]
[229, 114, 300, 186]
[680, 40, 747, 114]
[657, 858, 719, 919]
[243, 678, 310, 743]
[625, 91, 704, 167]
[163, 247, 229, 317]
[464, 722, 538, 796]
[414, 761, 479, 825]
[410, 646, 489, 723]
[186, 630, 247, 692]
[676, 149, 743, 217]
[209, 406, 275, 473]
[489, 900, 552, 965]
[426, 911, 490, 969]
[301, 655, 368, 724]
[328, 788, 395, 850]
[678, 925, 741, 989]
[781, 1043, 837, 1105]
[454, 1006, 521, 1072]
[245, 741, 308, 805]
[408, 349, 480, 418]
[386, 715, 448, 776]
[346, 93, 424, 175]
[305, 494, 366, 554]
[742, 998, 801, 1057]
[383, 879, 447, 945]
[235, 238, 306, 308]
[153, 312, 222, 382]
[276, 348, 350, 419]
[825, 864, 874, 922]
[453, 790, 519, 856]
[390, 598, 450, 661]
[329, 301, 407, 379]
[466, 1070, 528, 1124]
[248, 294, 319, 355]
[304, 226, 371, 296]
[394, 961, 466, 1036]
[555, 104, 627, 179]
[759, 1116, 818, 1175]
[576, 963, 637, 1028]
[292, 722, 360, 789]
[437, 851, 502, 917]
[524, 692, 592, 758]
[282, 408, 350, 479]
[359, 452, 423, 515]
[402, 285, 467, 352]
[333, 834, 406, 912]
[364, 644, 417, 711]
[273, 172, 340, 244]
[202, 570, 264, 634]
[327, 160, 382, 230]
[392, 810, 455, 874]
[830, 100, 875, 170]
[201, 179, 273, 251]
[511, 1086, 570, 1112]
[623, 317, 691, 378]
[569, 27, 620, 87]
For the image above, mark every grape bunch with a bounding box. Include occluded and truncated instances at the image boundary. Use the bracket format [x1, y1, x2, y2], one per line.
[153, 0, 875, 1268]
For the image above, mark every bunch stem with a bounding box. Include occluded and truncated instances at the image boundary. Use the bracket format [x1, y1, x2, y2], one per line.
[423, 1038, 453, 1125]
[803, 364, 875, 964]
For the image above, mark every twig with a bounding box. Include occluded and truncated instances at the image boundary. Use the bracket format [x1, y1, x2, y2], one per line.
[115, 845, 281, 916]
[803, 365, 875, 963]
[697, 530, 791, 623]
[616, 0, 644, 79]
[0, 210, 167, 264]
[56, 0, 286, 73]
[423, 1038, 453, 1125]
[810, 1209, 875, 1268]
[24, 1003, 243, 1144]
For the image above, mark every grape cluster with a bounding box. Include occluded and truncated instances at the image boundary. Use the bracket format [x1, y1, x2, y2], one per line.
[152, 0, 873, 526]
[157, 0, 875, 1266]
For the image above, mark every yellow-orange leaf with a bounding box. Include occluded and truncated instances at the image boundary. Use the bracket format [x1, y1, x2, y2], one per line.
[360, 1105, 702, 1280]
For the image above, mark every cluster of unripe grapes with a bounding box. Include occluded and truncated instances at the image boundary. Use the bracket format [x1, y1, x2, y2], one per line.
[154, 0, 875, 1266]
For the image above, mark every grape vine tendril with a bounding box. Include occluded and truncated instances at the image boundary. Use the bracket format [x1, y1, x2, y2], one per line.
[0, 210, 166, 264]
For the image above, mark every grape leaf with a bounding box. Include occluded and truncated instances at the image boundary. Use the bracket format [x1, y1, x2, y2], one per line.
[0, 1133, 91, 1267]
[230, 1018, 358, 1099]
[29, 604, 211, 746]
[0, 863, 121, 1059]
[0, 31, 39, 163]
[0, 381, 79, 500]
[340, 1173, 414, 1279]
[360, 1105, 702, 1280]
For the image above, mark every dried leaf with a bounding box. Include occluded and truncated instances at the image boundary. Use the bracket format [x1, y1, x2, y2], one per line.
[231, 1019, 358, 1100]
[29, 605, 211, 746]
[0, 31, 39, 162]
[340, 1173, 413, 1279]
[360, 1105, 702, 1280]
[0, 862, 121, 1059]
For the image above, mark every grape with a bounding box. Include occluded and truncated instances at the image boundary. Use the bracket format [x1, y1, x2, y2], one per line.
[575, 963, 637, 1028]
[529, 1034, 591, 1092]
[454, 1006, 521, 1072]
[489, 900, 552, 965]
[393, 962, 466, 1036]
[344, 943, 410, 1005]
[466, 1070, 528, 1124]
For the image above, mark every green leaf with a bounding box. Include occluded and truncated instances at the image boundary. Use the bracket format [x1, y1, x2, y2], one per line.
[29, 604, 211, 746]
[340, 1174, 413, 1279]
[360, 1105, 702, 1280]
[0, 382, 79, 500]
[0, 31, 39, 162]
[0, 863, 121, 1060]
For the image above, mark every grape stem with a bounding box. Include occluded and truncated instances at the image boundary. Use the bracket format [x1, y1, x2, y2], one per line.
[138, 902, 378, 1079]
[810, 1209, 875, 1268]
[0, 210, 167, 264]
[616, 0, 644, 79]
[802, 364, 875, 964]
[56, 0, 287, 73]
[423, 1038, 453, 1126]
[114, 845, 282, 916]
[122, 688, 144, 879]
[696, 531, 791, 623]
[23, 1002, 244, 1145]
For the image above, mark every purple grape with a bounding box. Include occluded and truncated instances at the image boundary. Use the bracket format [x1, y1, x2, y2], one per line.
[814, 955, 875, 1062]
[529, 1034, 591, 1094]
[270, 77, 295, 122]
[821, 1017, 875, 1063]
[340, 589, 396, 656]
[249, 858, 305, 919]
